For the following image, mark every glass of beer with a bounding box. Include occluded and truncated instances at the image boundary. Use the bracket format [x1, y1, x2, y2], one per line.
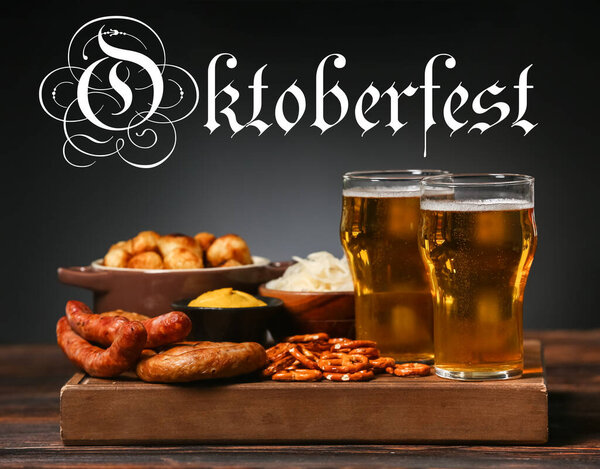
[419, 174, 537, 380]
[340, 169, 447, 362]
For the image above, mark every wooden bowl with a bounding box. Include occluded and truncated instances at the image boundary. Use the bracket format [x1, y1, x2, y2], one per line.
[258, 284, 355, 339]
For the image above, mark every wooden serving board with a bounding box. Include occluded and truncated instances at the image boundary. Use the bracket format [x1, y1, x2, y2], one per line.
[60, 340, 548, 445]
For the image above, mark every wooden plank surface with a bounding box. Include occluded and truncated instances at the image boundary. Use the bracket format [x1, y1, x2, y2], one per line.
[1, 330, 599, 468]
[59, 340, 547, 445]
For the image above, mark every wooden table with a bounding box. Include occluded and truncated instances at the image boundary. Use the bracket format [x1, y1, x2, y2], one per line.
[1, 330, 599, 468]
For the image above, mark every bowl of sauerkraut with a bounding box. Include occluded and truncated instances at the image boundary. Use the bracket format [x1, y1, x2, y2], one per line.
[258, 251, 355, 339]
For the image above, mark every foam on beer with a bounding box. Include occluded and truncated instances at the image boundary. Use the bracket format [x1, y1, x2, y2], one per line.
[421, 198, 534, 211]
[343, 186, 421, 198]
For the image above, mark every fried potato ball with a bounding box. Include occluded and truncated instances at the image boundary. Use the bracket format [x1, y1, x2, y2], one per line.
[109, 240, 133, 254]
[131, 230, 160, 254]
[103, 245, 131, 268]
[220, 259, 243, 267]
[127, 251, 163, 269]
[158, 234, 202, 258]
[102, 231, 252, 270]
[163, 247, 203, 269]
[206, 234, 253, 267]
[194, 232, 216, 252]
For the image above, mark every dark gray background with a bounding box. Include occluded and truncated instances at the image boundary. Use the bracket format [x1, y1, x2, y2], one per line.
[1, 1, 597, 343]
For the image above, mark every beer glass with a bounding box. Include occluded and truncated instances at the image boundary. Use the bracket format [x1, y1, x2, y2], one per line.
[340, 169, 447, 362]
[419, 174, 537, 380]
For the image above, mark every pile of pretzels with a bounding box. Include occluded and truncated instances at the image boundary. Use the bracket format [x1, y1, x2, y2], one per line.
[263, 333, 431, 382]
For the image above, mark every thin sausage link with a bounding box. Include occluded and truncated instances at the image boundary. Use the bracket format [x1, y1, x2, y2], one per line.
[65, 300, 128, 347]
[56, 316, 146, 378]
[142, 311, 192, 348]
[66, 300, 190, 349]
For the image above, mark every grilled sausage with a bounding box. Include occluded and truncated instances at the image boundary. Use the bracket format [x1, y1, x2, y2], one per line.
[136, 341, 267, 383]
[56, 316, 146, 377]
[142, 311, 192, 349]
[65, 301, 130, 347]
[65, 301, 191, 349]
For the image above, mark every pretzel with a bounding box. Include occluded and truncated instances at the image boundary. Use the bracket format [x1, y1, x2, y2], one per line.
[317, 352, 369, 373]
[262, 333, 419, 383]
[323, 370, 375, 382]
[288, 345, 320, 370]
[331, 340, 377, 351]
[319, 351, 342, 360]
[285, 333, 330, 343]
[266, 342, 294, 363]
[353, 347, 380, 358]
[272, 369, 323, 381]
[302, 341, 332, 352]
[262, 354, 296, 377]
[370, 356, 396, 370]
[328, 338, 348, 344]
[285, 360, 301, 370]
[336, 347, 380, 358]
[387, 363, 431, 377]
[300, 345, 321, 360]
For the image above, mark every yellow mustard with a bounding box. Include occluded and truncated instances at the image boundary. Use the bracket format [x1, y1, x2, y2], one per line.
[188, 288, 267, 308]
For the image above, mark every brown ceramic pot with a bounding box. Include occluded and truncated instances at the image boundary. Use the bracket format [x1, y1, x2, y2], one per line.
[58, 258, 291, 317]
[258, 284, 355, 339]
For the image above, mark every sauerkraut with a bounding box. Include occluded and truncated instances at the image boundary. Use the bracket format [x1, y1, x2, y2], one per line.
[266, 251, 354, 292]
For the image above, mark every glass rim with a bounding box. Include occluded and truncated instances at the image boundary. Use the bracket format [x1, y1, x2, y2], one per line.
[343, 169, 448, 181]
[420, 173, 534, 187]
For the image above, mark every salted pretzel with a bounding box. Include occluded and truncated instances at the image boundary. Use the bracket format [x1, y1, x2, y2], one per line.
[331, 340, 377, 351]
[386, 362, 431, 377]
[285, 360, 301, 370]
[317, 352, 369, 373]
[300, 345, 321, 359]
[335, 346, 380, 358]
[272, 369, 323, 381]
[302, 341, 332, 353]
[323, 370, 375, 382]
[262, 354, 297, 377]
[327, 338, 348, 344]
[284, 333, 330, 343]
[370, 356, 396, 371]
[266, 342, 294, 363]
[352, 347, 379, 357]
[288, 344, 320, 370]
[262, 333, 432, 383]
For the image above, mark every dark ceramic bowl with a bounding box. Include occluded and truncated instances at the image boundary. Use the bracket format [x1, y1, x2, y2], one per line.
[172, 296, 284, 345]
[57, 258, 291, 317]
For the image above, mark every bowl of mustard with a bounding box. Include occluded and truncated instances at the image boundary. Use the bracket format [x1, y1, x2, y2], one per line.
[172, 288, 283, 344]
